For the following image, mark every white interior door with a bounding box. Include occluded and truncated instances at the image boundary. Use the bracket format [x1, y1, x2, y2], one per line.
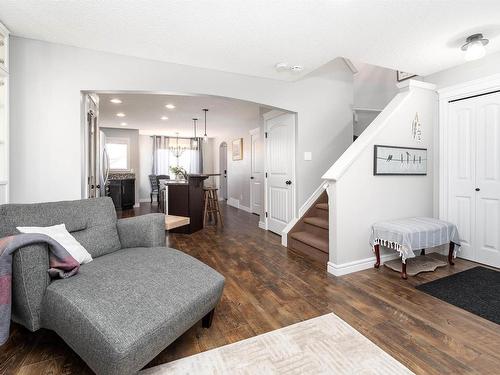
[448, 99, 476, 261]
[219, 142, 228, 200]
[250, 128, 263, 215]
[474, 93, 500, 268]
[266, 113, 294, 234]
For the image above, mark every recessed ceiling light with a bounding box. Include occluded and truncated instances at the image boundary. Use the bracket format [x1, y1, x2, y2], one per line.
[291, 65, 304, 72]
[161, 116, 168, 120]
[165, 104, 176, 109]
[116, 112, 126, 117]
[461, 33, 489, 61]
[120, 122, 127, 126]
[110, 98, 122, 104]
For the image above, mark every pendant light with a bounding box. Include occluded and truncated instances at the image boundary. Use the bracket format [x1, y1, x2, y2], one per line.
[192, 118, 199, 150]
[203, 108, 209, 143]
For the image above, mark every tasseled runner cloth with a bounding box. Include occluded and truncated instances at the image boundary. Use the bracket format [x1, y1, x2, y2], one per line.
[0, 233, 80, 345]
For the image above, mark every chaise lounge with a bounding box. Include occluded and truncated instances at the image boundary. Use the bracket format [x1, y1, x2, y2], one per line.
[0, 197, 225, 375]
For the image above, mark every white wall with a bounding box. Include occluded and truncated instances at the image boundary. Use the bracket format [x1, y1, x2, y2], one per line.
[323, 81, 437, 273]
[9, 37, 352, 206]
[353, 62, 399, 137]
[424, 50, 500, 88]
[210, 106, 260, 211]
[101, 127, 140, 204]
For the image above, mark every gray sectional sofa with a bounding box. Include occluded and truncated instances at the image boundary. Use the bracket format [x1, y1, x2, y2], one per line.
[0, 197, 225, 374]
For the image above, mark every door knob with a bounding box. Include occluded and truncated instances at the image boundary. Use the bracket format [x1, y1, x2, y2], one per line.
[250, 176, 254, 179]
[475, 188, 480, 191]
[285, 180, 292, 185]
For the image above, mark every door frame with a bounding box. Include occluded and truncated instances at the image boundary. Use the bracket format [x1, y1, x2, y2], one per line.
[438, 73, 500, 222]
[249, 127, 262, 216]
[219, 141, 228, 200]
[262, 110, 297, 235]
[80, 92, 100, 199]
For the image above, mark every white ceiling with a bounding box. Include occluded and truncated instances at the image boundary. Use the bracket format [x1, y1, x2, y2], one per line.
[98, 93, 261, 138]
[1, 1, 500, 80]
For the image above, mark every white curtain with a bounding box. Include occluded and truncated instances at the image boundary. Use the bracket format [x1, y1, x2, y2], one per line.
[152, 136, 203, 176]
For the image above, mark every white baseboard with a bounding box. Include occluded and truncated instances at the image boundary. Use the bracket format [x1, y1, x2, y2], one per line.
[327, 253, 400, 276]
[239, 204, 252, 213]
[133, 203, 140, 208]
[227, 197, 239, 209]
[139, 198, 152, 203]
[258, 221, 267, 230]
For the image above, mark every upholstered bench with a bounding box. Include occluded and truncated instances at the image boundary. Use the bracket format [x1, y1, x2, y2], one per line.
[369, 217, 461, 279]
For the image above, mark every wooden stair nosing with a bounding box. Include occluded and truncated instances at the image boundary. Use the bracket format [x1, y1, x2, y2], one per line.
[303, 216, 328, 230]
[315, 203, 328, 211]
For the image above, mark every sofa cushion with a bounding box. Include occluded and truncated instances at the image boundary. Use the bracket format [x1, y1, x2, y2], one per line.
[40, 247, 225, 375]
[0, 197, 121, 258]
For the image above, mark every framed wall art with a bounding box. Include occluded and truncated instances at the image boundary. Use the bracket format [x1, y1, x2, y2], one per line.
[232, 138, 243, 160]
[373, 145, 427, 175]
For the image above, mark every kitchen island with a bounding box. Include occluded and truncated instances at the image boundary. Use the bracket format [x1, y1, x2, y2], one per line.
[160, 174, 219, 234]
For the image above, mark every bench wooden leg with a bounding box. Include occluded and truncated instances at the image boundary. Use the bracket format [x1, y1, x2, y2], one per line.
[401, 261, 408, 280]
[202, 308, 215, 328]
[374, 244, 380, 269]
[448, 242, 455, 265]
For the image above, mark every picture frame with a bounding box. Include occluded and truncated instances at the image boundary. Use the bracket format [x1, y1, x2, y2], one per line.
[396, 71, 417, 82]
[232, 138, 243, 160]
[373, 145, 427, 175]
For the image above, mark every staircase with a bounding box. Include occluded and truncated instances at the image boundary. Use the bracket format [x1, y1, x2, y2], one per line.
[287, 192, 329, 263]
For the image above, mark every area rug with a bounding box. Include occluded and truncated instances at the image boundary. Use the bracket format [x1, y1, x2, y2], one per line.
[416, 266, 500, 325]
[141, 313, 413, 375]
[384, 255, 447, 276]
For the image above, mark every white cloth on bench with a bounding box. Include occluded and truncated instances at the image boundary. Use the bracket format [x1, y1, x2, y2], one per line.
[369, 217, 461, 263]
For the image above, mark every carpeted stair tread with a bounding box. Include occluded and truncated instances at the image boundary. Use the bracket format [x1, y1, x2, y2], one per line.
[315, 203, 328, 211]
[304, 216, 328, 230]
[290, 231, 328, 253]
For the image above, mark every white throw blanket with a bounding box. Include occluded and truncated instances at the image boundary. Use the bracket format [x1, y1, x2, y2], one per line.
[369, 217, 461, 263]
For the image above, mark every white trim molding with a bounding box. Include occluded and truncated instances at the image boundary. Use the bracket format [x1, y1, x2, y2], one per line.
[327, 253, 400, 277]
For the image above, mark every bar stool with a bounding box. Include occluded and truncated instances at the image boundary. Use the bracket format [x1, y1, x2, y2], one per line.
[203, 187, 224, 227]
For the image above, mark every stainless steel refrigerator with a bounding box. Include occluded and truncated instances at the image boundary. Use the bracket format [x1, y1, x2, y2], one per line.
[85, 94, 109, 198]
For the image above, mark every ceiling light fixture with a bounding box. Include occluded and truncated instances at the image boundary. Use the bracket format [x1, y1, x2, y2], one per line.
[291, 65, 304, 72]
[110, 98, 122, 104]
[462, 33, 489, 61]
[165, 104, 176, 109]
[116, 112, 126, 117]
[275, 62, 304, 73]
[120, 122, 127, 126]
[202, 108, 209, 143]
[161, 116, 168, 120]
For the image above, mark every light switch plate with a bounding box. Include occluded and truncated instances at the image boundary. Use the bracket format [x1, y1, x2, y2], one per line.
[304, 152, 312, 161]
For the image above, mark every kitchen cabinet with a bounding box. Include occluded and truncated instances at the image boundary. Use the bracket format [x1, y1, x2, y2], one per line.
[108, 179, 135, 209]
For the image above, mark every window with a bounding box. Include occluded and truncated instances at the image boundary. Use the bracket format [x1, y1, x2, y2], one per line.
[106, 138, 129, 171]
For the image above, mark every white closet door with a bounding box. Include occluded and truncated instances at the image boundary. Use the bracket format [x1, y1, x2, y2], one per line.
[448, 100, 476, 261]
[475, 93, 500, 268]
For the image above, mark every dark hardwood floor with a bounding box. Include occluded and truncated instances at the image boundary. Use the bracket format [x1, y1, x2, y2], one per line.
[1, 202, 499, 374]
